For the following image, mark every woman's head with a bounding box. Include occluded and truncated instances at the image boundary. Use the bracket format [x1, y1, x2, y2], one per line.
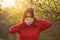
[23, 8, 35, 21]
[23, 8, 36, 25]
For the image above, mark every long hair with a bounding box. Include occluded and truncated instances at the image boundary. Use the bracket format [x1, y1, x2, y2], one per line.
[21, 8, 37, 27]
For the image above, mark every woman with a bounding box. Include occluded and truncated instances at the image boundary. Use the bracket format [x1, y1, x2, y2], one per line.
[9, 8, 52, 40]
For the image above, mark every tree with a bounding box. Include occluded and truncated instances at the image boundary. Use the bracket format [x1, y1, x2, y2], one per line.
[26, 0, 60, 22]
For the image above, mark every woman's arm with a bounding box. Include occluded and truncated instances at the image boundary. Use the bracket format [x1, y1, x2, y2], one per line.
[9, 23, 21, 34]
[39, 19, 52, 32]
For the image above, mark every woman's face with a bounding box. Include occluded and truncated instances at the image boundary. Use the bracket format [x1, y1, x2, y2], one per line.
[25, 13, 34, 20]
[24, 13, 34, 25]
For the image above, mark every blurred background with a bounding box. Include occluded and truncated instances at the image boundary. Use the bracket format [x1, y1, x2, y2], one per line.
[0, 0, 60, 40]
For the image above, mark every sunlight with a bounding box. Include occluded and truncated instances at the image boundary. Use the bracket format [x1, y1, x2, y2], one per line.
[1, 0, 27, 9]
[1, 0, 27, 15]
[2, 0, 15, 9]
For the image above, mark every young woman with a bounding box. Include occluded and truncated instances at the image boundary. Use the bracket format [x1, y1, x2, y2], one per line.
[9, 8, 52, 40]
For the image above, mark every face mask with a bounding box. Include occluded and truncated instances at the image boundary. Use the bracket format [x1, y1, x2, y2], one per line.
[25, 18, 34, 25]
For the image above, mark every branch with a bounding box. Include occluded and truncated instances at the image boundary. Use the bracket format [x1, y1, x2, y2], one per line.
[52, 0, 57, 10]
